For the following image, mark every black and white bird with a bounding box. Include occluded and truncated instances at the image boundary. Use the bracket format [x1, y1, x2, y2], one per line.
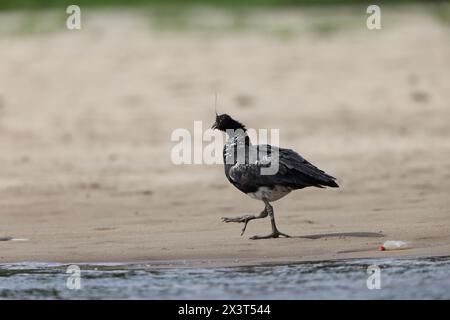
[212, 113, 339, 240]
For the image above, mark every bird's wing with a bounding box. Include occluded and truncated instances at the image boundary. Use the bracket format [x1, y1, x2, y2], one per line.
[228, 145, 338, 191]
[278, 147, 337, 186]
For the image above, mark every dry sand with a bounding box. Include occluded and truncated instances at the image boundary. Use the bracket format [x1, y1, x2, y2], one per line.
[0, 7, 449, 266]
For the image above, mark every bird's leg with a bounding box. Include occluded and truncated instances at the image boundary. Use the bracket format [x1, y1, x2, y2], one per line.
[250, 200, 291, 240]
[222, 208, 268, 236]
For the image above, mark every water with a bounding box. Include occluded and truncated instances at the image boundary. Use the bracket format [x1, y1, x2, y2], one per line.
[1, 256, 449, 299]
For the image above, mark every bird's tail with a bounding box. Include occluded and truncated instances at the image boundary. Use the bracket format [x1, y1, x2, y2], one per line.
[327, 180, 339, 188]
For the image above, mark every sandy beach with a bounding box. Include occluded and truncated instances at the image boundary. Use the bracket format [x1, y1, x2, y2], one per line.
[0, 7, 449, 267]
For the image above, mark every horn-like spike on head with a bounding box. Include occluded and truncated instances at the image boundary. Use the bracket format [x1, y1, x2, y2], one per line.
[214, 93, 219, 117]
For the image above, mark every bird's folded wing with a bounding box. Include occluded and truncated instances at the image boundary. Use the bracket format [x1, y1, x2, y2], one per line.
[278, 148, 337, 182]
[228, 145, 337, 189]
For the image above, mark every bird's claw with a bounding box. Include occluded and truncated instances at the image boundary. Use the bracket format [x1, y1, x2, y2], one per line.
[240, 220, 250, 236]
[221, 215, 253, 236]
[221, 215, 252, 223]
[249, 231, 291, 240]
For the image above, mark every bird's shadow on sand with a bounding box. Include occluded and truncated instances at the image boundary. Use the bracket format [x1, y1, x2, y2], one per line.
[291, 232, 385, 239]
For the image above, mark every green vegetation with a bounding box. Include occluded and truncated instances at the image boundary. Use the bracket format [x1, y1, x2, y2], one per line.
[0, 0, 448, 37]
[0, 9, 66, 35]
[433, 2, 450, 26]
[0, 0, 444, 11]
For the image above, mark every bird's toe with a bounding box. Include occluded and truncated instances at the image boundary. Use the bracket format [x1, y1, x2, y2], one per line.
[221, 215, 252, 223]
[249, 231, 290, 240]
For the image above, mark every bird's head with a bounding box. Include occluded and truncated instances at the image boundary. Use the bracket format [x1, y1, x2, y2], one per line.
[211, 113, 246, 132]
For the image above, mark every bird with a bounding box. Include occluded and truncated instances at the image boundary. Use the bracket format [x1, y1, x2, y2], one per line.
[211, 113, 339, 240]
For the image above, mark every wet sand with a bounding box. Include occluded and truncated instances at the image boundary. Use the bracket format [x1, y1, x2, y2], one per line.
[0, 7, 449, 266]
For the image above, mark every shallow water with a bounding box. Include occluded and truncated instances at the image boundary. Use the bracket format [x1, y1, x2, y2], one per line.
[0, 256, 449, 299]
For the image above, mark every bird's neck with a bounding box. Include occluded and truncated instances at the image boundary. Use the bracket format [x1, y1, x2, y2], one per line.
[223, 129, 251, 169]
[226, 129, 251, 147]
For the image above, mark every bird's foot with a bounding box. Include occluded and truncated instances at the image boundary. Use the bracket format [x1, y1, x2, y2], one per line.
[249, 231, 291, 240]
[221, 215, 253, 223]
[222, 215, 254, 236]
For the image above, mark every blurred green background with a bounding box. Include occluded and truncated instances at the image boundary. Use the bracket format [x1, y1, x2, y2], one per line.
[0, 0, 447, 10]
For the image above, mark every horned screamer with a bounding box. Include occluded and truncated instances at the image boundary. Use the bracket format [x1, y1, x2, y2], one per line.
[212, 114, 339, 240]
